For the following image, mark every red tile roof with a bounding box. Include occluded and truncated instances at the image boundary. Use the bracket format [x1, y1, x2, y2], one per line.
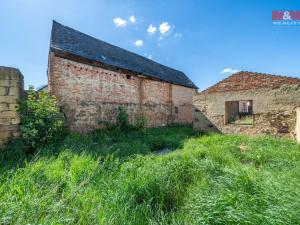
[201, 71, 300, 94]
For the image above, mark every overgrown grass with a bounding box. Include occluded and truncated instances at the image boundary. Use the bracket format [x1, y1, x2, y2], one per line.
[1, 126, 300, 224]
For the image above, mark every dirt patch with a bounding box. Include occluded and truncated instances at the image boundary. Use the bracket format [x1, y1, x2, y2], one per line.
[239, 144, 250, 153]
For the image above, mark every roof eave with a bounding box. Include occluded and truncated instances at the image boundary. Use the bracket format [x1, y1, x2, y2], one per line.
[50, 46, 198, 89]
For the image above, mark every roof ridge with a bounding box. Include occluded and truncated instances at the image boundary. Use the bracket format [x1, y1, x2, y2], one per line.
[52, 21, 176, 71]
[50, 20, 198, 89]
[51, 21, 194, 81]
[236, 70, 300, 80]
[200, 71, 300, 94]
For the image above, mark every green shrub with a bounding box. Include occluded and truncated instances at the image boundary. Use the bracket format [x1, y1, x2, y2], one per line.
[116, 106, 130, 130]
[134, 114, 148, 131]
[99, 107, 148, 131]
[98, 119, 116, 130]
[19, 87, 64, 149]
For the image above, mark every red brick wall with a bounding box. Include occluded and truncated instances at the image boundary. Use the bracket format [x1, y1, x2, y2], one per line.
[141, 79, 172, 127]
[48, 53, 196, 132]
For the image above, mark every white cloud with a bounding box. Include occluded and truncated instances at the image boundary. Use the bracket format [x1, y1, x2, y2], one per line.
[221, 68, 240, 74]
[113, 17, 127, 27]
[147, 24, 157, 35]
[159, 22, 171, 34]
[134, 40, 143, 47]
[144, 53, 153, 59]
[174, 33, 182, 38]
[129, 16, 136, 23]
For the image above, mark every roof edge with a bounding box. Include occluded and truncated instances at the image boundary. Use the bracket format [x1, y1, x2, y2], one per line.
[50, 47, 198, 89]
[200, 70, 300, 94]
[50, 20, 198, 89]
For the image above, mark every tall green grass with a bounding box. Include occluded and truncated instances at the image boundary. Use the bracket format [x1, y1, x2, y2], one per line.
[1, 127, 300, 224]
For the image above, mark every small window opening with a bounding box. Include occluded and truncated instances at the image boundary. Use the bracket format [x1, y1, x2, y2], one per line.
[126, 75, 131, 79]
[174, 107, 178, 114]
[4, 87, 10, 96]
[225, 100, 253, 125]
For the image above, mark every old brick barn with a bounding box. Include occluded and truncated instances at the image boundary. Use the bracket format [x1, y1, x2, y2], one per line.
[47, 21, 198, 132]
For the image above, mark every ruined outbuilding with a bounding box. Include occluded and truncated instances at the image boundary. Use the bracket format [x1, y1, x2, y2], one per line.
[194, 71, 300, 138]
[47, 21, 198, 132]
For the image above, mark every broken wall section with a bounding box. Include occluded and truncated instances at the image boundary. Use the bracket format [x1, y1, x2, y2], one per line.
[0, 67, 23, 145]
[194, 84, 300, 138]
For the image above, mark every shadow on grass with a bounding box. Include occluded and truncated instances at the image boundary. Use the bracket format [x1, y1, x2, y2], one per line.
[0, 126, 202, 172]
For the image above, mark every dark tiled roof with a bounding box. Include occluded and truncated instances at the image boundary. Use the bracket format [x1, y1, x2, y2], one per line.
[201, 71, 300, 94]
[50, 21, 198, 89]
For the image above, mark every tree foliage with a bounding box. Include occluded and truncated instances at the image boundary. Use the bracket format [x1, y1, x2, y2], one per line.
[19, 87, 64, 149]
[116, 106, 130, 130]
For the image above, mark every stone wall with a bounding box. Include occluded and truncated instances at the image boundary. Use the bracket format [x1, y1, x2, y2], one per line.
[0, 67, 23, 145]
[193, 84, 300, 138]
[48, 53, 196, 132]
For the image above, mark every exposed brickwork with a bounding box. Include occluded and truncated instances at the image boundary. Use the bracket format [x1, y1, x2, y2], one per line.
[202, 71, 300, 94]
[48, 53, 196, 132]
[0, 67, 23, 145]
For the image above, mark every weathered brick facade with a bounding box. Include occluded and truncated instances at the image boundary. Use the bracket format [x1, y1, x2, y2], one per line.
[48, 53, 196, 132]
[194, 72, 300, 138]
[0, 67, 23, 145]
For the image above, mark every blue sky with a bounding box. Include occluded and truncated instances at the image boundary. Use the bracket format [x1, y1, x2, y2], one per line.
[0, 0, 300, 90]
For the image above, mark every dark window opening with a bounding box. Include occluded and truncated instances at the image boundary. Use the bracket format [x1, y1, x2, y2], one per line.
[225, 100, 253, 125]
[126, 75, 131, 79]
[4, 87, 10, 96]
[174, 107, 178, 114]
